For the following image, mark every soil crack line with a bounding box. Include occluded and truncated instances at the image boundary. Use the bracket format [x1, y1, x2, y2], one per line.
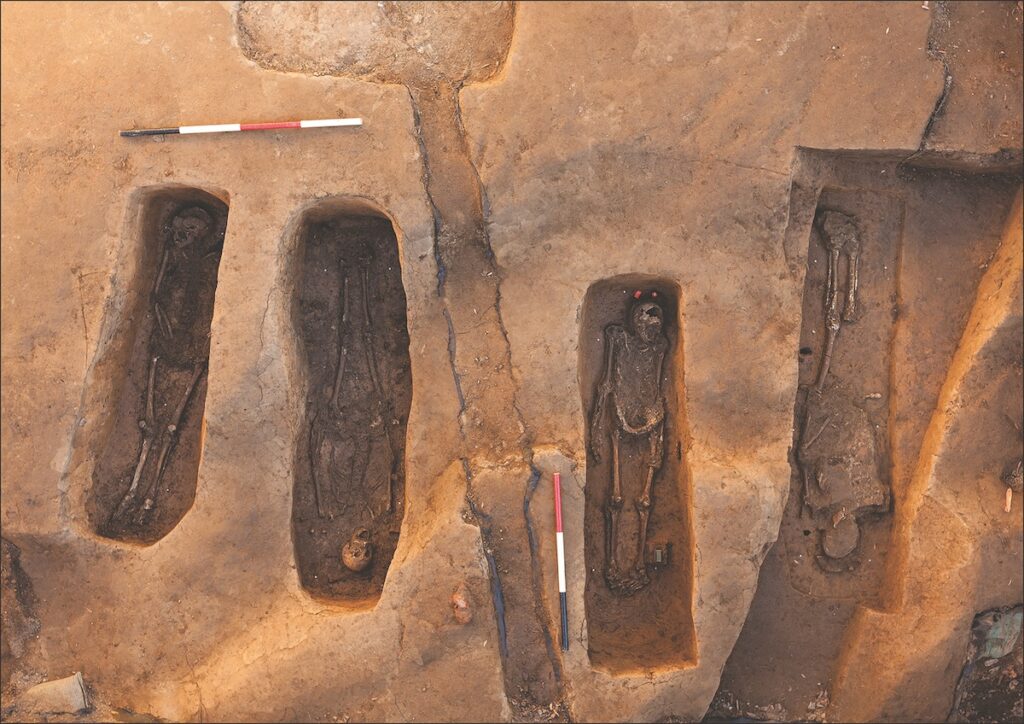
[468, 494, 510, 660]
[406, 73, 565, 713]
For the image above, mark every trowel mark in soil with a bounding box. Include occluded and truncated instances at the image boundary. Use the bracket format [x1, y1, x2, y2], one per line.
[292, 214, 411, 604]
[89, 189, 227, 544]
[581, 276, 696, 673]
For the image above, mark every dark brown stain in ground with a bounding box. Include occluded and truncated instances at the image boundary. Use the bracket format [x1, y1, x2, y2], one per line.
[580, 275, 696, 674]
[292, 215, 412, 604]
[949, 602, 1023, 720]
[234, 4, 565, 713]
[785, 186, 901, 594]
[90, 190, 227, 545]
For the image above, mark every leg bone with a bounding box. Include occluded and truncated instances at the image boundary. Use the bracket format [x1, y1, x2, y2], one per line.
[815, 245, 843, 392]
[606, 429, 623, 580]
[843, 246, 861, 322]
[109, 356, 159, 524]
[358, 261, 399, 515]
[153, 248, 170, 298]
[634, 425, 663, 584]
[135, 363, 206, 523]
[309, 409, 329, 518]
[330, 269, 350, 411]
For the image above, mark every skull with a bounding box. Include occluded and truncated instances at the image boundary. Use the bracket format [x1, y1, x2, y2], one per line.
[170, 207, 212, 249]
[630, 301, 664, 344]
[341, 528, 373, 572]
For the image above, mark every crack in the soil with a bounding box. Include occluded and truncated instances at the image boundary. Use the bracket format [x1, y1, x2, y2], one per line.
[406, 86, 449, 296]
[451, 93, 568, 710]
[467, 493, 509, 659]
[405, 61, 566, 712]
[900, 0, 954, 170]
[442, 307, 468, 417]
[492, 280, 530, 433]
[450, 86, 498, 265]
[920, 1, 954, 148]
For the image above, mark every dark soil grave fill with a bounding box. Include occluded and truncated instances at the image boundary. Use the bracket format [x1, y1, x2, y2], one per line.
[292, 214, 411, 604]
[580, 275, 696, 673]
[89, 188, 228, 544]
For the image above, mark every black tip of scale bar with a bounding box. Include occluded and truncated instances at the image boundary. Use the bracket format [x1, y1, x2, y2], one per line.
[120, 128, 180, 137]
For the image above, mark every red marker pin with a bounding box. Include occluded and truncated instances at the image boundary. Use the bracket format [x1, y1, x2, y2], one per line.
[553, 472, 569, 651]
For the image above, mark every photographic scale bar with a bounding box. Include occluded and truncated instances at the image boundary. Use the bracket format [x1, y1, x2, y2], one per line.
[120, 118, 363, 137]
[553, 472, 569, 652]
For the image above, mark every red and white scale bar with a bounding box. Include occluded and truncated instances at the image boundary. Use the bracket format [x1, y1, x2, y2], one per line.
[120, 117, 362, 137]
[553, 472, 569, 651]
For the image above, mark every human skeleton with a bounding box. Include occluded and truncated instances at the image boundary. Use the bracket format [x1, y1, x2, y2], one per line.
[109, 207, 217, 528]
[589, 291, 669, 595]
[308, 244, 399, 561]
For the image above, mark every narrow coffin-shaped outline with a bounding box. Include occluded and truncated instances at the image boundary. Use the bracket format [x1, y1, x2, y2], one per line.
[62, 184, 230, 548]
[579, 273, 699, 675]
[281, 195, 413, 612]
